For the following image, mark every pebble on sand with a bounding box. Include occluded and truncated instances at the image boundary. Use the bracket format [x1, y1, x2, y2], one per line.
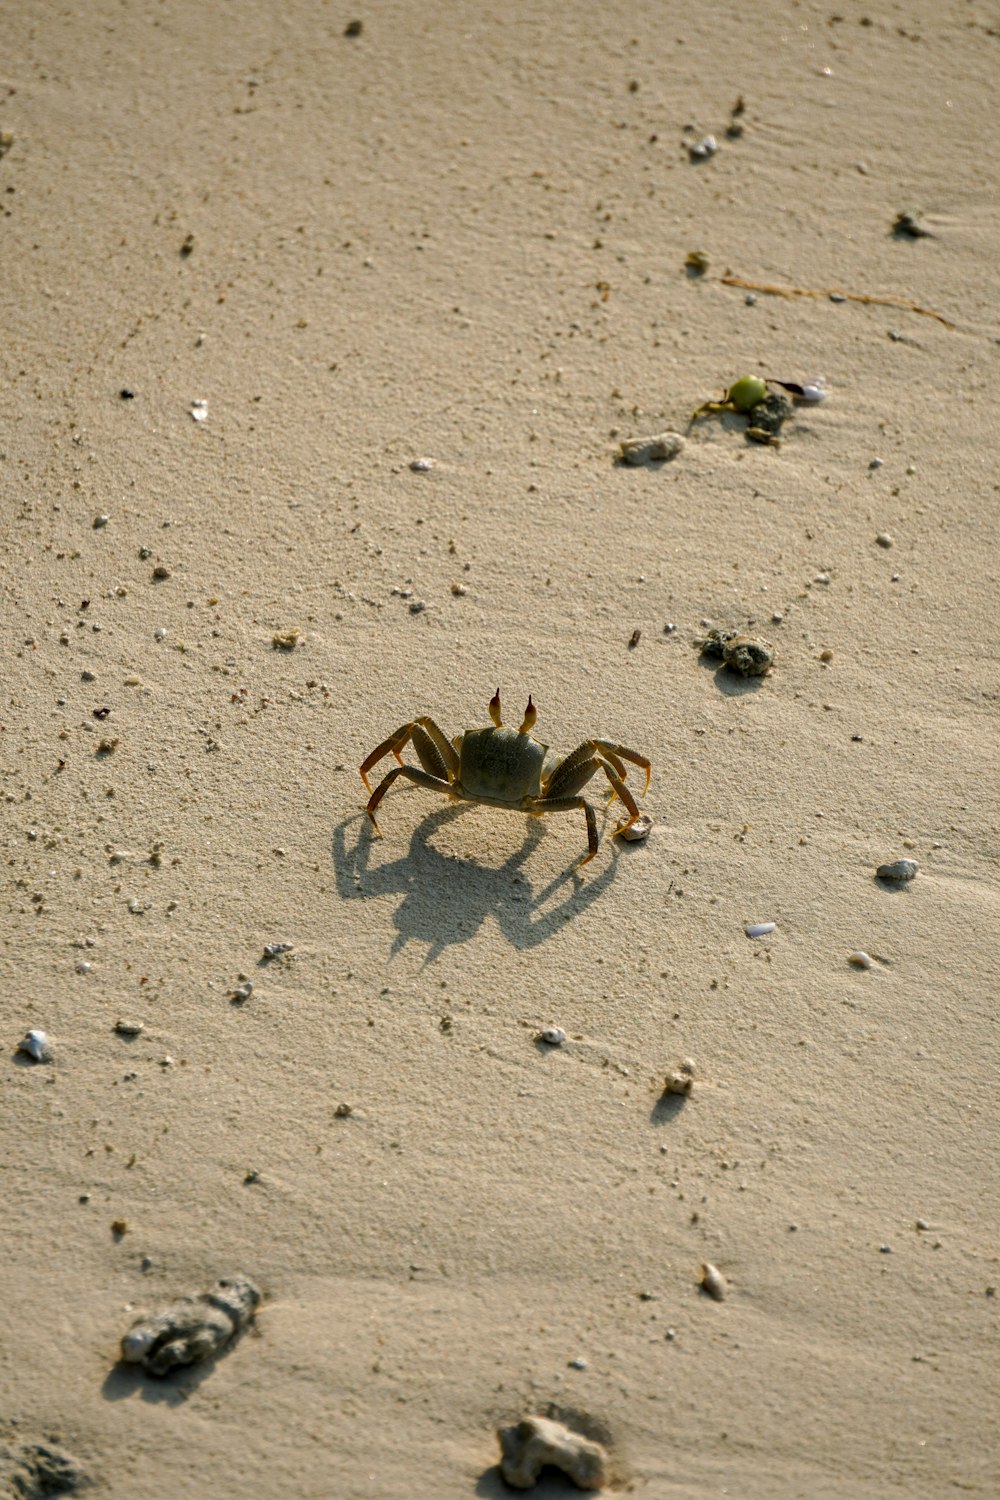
[538, 1026, 567, 1046]
[745, 921, 776, 938]
[876, 858, 918, 882]
[497, 1415, 608, 1492]
[120, 1275, 261, 1377]
[17, 1029, 52, 1063]
[618, 431, 685, 465]
[619, 812, 653, 842]
[700, 1262, 727, 1300]
[848, 951, 874, 969]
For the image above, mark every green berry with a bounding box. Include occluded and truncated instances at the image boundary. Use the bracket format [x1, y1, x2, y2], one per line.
[725, 375, 768, 411]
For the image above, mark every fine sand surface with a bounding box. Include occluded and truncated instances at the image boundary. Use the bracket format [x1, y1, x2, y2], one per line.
[2, 3, 999, 1496]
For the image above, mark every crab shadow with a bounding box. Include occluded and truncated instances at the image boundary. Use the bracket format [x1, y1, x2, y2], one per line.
[332, 800, 627, 960]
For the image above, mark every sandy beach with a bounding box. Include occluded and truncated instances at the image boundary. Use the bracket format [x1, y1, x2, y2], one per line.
[2, 2, 998, 1495]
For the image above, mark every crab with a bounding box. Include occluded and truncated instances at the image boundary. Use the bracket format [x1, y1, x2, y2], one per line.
[359, 690, 651, 867]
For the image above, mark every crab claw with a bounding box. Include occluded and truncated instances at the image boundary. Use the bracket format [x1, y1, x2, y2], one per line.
[518, 696, 537, 734]
[489, 688, 503, 727]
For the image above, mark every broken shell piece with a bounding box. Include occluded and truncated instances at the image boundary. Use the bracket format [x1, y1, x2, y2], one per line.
[17, 1029, 52, 1062]
[497, 1415, 608, 1492]
[848, 951, 874, 969]
[618, 431, 684, 465]
[272, 627, 301, 650]
[745, 921, 776, 938]
[120, 1274, 261, 1377]
[538, 1025, 567, 1046]
[619, 812, 653, 842]
[876, 858, 918, 882]
[700, 1262, 727, 1300]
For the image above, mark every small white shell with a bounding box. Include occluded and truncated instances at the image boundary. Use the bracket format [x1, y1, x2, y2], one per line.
[18, 1029, 51, 1062]
[619, 813, 653, 842]
[190, 399, 208, 422]
[538, 1026, 567, 1046]
[700, 1262, 727, 1300]
[848, 951, 874, 969]
[688, 134, 717, 160]
[745, 921, 776, 938]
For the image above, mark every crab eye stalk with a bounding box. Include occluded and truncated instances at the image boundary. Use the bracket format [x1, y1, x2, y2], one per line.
[518, 696, 537, 734]
[489, 688, 503, 727]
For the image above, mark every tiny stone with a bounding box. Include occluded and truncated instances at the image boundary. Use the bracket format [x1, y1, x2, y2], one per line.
[916, 1218, 930, 1231]
[76, 961, 93, 975]
[81, 669, 97, 682]
[114, 1020, 144, 1037]
[619, 812, 653, 842]
[829, 291, 846, 303]
[139, 545, 153, 560]
[263, 942, 294, 959]
[876, 532, 894, 548]
[880, 1244, 892, 1254]
[409, 457, 434, 472]
[17, 1029, 52, 1063]
[663, 1070, 693, 1097]
[408, 599, 427, 614]
[745, 292, 757, 305]
[272, 627, 301, 649]
[688, 134, 717, 160]
[538, 1025, 567, 1046]
[344, 18, 363, 36]
[868, 457, 884, 470]
[152, 564, 171, 580]
[568, 1356, 588, 1370]
[848, 951, 873, 969]
[498, 1416, 608, 1492]
[664, 622, 676, 634]
[93, 513, 109, 528]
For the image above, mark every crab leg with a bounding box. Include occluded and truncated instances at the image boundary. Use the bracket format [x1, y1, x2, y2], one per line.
[413, 716, 460, 778]
[596, 759, 643, 837]
[360, 722, 418, 793]
[591, 740, 652, 795]
[529, 794, 600, 866]
[365, 764, 454, 834]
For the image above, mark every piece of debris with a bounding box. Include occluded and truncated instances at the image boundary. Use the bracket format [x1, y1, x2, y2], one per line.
[180, 233, 195, 257]
[230, 979, 253, 1003]
[344, 18, 363, 37]
[497, 1414, 608, 1492]
[263, 942, 294, 959]
[119, 1274, 261, 1377]
[333, 1102, 354, 1118]
[700, 1262, 727, 1300]
[618, 431, 684, 465]
[17, 1029, 52, 1063]
[698, 629, 774, 677]
[189, 399, 207, 421]
[0, 1438, 86, 1498]
[114, 1020, 144, 1037]
[893, 210, 934, 239]
[628, 628, 641, 649]
[876, 858, 918, 883]
[685, 248, 710, 274]
[619, 812, 653, 842]
[272, 627, 301, 650]
[152, 563, 171, 580]
[538, 1026, 567, 1046]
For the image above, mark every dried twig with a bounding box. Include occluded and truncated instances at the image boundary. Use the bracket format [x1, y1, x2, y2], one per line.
[720, 273, 955, 329]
